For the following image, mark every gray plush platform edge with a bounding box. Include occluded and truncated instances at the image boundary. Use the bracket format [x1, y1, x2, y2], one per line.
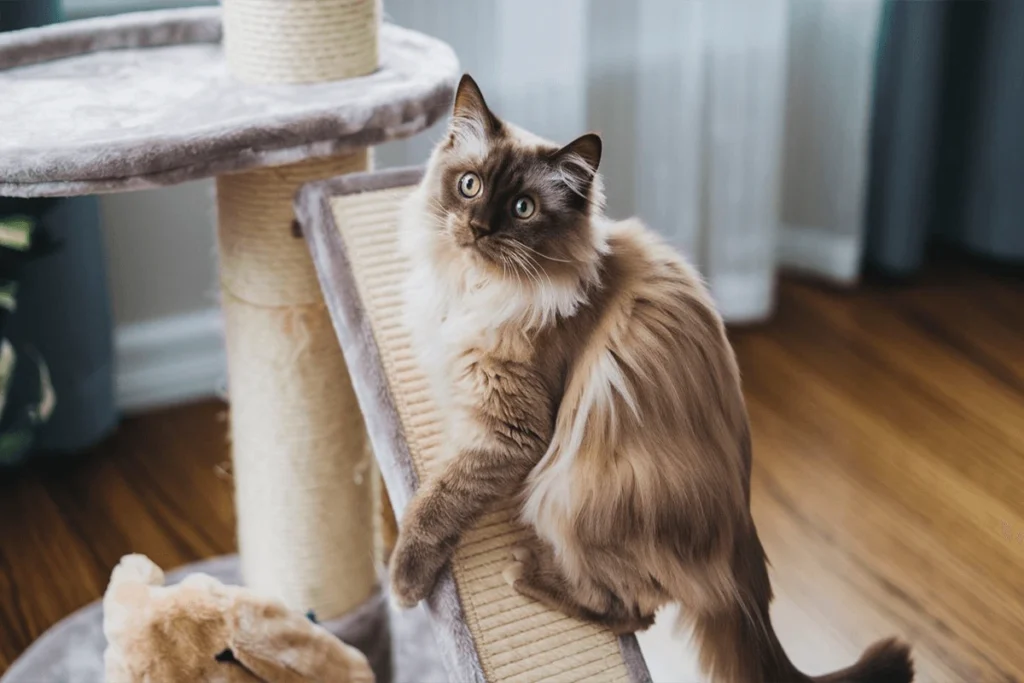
[0, 7, 220, 70]
[0, 7, 458, 197]
[296, 167, 652, 683]
[0, 555, 452, 683]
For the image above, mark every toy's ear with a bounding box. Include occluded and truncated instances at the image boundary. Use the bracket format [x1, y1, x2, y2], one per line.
[229, 597, 373, 683]
[103, 555, 166, 649]
[108, 554, 165, 589]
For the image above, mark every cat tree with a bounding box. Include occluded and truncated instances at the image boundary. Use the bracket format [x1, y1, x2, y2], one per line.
[0, 3, 650, 682]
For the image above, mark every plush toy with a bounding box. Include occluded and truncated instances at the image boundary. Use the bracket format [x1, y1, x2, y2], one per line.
[102, 554, 374, 683]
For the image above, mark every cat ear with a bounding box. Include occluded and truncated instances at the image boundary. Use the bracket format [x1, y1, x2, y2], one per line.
[451, 74, 502, 138]
[554, 133, 602, 195]
[556, 133, 602, 173]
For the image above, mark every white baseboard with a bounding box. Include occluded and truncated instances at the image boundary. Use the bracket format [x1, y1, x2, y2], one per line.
[708, 271, 776, 325]
[115, 308, 226, 414]
[778, 223, 863, 284]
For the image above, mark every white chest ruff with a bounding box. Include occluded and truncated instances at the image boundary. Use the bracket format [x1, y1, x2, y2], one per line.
[402, 260, 529, 395]
[399, 232, 590, 549]
[402, 263, 503, 455]
[403, 263, 457, 417]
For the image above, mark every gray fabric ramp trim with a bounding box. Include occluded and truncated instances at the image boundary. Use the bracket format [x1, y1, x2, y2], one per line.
[0, 7, 220, 70]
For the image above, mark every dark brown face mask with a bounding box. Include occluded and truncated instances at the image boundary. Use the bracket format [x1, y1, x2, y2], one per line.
[429, 74, 604, 282]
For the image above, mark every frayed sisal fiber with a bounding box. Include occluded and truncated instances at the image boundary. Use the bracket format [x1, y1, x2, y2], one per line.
[222, 0, 380, 84]
[331, 186, 635, 682]
[218, 152, 379, 618]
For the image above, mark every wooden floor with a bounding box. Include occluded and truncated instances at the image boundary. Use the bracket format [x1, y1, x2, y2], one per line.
[2, 257, 1023, 681]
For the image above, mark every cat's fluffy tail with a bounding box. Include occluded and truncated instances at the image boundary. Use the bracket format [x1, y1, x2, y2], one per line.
[690, 607, 913, 683]
[685, 531, 913, 683]
[810, 639, 915, 683]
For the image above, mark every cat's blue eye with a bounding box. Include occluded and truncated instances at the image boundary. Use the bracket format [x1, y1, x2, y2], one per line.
[458, 172, 482, 199]
[513, 196, 536, 219]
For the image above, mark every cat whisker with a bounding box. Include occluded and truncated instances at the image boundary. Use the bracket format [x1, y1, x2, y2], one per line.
[514, 242, 573, 264]
[426, 197, 449, 222]
[505, 250, 538, 289]
[499, 254, 528, 298]
[512, 251, 544, 289]
[516, 249, 554, 291]
[503, 249, 529, 279]
[491, 239, 558, 291]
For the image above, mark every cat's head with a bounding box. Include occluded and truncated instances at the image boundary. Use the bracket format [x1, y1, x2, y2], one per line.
[419, 74, 606, 290]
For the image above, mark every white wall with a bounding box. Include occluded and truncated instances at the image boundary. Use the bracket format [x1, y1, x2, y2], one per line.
[100, 181, 218, 326]
[98, 181, 224, 413]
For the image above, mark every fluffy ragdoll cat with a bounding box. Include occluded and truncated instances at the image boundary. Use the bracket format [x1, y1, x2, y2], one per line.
[390, 74, 914, 683]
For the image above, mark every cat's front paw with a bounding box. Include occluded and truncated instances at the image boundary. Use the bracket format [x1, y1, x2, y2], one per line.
[389, 535, 448, 608]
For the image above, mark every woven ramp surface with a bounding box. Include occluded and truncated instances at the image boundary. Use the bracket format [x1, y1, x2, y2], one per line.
[298, 168, 650, 683]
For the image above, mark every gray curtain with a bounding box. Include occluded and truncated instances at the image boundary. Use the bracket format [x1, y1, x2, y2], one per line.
[0, 1, 117, 462]
[866, 0, 1024, 275]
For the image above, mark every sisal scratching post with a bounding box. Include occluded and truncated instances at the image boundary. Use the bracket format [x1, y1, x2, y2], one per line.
[222, 0, 379, 84]
[218, 0, 380, 622]
[218, 153, 375, 618]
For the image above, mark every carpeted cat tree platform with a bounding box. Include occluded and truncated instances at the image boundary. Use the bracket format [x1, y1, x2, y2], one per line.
[0, 4, 650, 682]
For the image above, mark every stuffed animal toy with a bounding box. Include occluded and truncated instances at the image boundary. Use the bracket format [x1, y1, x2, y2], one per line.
[102, 554, 374, 683]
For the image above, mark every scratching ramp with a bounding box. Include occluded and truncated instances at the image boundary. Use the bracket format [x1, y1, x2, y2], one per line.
[297, 167, 652, 683]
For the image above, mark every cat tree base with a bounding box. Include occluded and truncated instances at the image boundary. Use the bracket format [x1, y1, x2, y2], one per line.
[0, 555, 447, 683]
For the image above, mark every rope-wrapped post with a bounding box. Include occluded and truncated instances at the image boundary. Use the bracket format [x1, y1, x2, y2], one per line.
[222, 0, 379, 84]
[218, 152, 374, 614]
[216, 1, 386, 672]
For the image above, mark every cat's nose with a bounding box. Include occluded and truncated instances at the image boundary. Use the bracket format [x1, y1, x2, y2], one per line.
[469, 220, 491, 239]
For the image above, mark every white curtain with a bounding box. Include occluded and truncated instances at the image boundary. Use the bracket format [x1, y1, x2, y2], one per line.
[378, 0, 882, 323]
